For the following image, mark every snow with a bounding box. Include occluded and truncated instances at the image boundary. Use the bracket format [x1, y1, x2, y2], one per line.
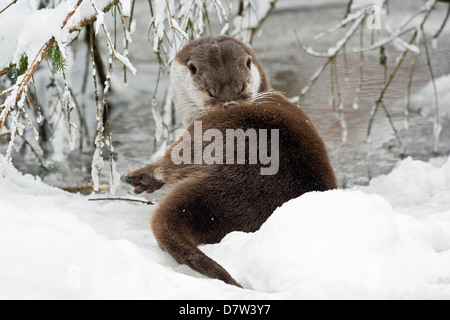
[91, 143, 105, 192]
[352, 0, 385, 10]
[109, 158, 121, 196]
[151, 0, 169, 54]
[232, 0, 275, 43]
[0, 154, 449, 299]
[1, 0, 450, 300]
[0, 0, 77, 71]
[0, 0, 36, 71]
[119, 0, 132, 18]
[410, 74, 450, 120]
[0, 0, 136, 75]
[205, 190, 450, 299]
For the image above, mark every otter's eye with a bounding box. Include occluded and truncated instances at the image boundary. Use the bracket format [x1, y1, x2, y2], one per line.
[188, 62, 197, 75]
[207, 89, 215, 98]
[240, 83, 246, 94]
[246, 57, 252, 69]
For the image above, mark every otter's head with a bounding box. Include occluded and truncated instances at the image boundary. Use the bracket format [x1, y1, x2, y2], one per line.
[171, 36, 266, 127]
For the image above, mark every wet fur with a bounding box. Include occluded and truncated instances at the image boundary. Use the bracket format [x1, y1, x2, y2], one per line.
[126, 94, 337, 287]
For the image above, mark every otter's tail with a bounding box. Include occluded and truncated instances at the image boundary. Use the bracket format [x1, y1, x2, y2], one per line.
[151, 211, 241, 287]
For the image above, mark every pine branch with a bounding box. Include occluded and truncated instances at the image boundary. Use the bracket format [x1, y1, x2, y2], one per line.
[0, 0, 85, 134]
[0, 38, 55, 134]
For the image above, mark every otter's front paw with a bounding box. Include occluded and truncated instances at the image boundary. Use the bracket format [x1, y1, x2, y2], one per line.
[126, 170, 165, 194]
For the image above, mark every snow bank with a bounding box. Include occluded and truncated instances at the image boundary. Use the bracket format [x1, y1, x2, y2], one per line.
[0, 158, 245, 299]
[0, 155, 449, 299]
[205, 188, 450, 299]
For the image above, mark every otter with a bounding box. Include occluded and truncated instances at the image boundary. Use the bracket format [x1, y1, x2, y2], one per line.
[126, 93, 337, 287]
[170, 35, 271, 128]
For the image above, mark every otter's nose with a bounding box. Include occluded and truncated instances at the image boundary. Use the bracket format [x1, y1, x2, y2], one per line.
[223, 101, 237, 109]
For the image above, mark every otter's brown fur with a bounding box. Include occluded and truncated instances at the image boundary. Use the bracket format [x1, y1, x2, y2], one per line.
[126, 94, 337, 287]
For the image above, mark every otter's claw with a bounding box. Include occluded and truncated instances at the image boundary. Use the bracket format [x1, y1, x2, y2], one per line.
[126, 171, 165, 194]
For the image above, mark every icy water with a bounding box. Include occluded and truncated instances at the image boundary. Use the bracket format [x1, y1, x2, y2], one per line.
[2, 0, 450, 194]
[255, 0, 450, 187]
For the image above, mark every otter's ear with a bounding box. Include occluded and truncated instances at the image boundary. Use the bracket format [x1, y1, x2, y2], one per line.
[246, 56, 252, 69]
[188, 61, 198, 75]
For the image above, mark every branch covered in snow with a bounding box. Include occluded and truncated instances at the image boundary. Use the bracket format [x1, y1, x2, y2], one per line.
[0, 0, 278, 193]
[0, 0, 138, 194]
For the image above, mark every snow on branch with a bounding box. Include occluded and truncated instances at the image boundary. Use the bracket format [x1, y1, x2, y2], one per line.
[0, 0, 279, 191]
[0, 0, 133, 188]
[149, 0, 279, 157]
[233, 0, 278, 44]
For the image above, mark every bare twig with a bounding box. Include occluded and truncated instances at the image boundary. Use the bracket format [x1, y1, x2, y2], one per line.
[249, 0, 278, 44]
[379, 100, 401, 144]
[165, 0, 187, 39]
[0, 88, 14, 97]
[88, 198, 154, 205]
[63, 184, 109, 194]
[297, 10, 366, 98]
[103, 48, 121, 195]
[18, 134, 45, 166]
[315, 7, 363, 40]
[367, 31, 418, 140]
[298, 49, 331, 98]
[0, 0, 18, 15]
[366, 0, 439, 143]
[433, 2, 450, 39]
[331, 58, 342, 110]
[90, 22, 105, 193]
[355, 26, 418, 53]
[354, 7, 427, 53]
[344, 0, 354, 19]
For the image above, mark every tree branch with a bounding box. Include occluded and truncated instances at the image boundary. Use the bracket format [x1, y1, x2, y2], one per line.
[0, 0, 18, 15]
[249, 0, 278, 44]
[88, 198, 154, 205]
[433, 1, 450, 39]
[298, 10, 366, 98]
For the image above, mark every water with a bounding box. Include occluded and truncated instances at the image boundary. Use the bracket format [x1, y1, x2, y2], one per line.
[1, 0, 450, 193]
[254, 0, 450, 186]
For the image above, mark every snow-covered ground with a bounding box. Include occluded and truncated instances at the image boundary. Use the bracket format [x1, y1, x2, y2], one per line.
[1, 153, 449, 300]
